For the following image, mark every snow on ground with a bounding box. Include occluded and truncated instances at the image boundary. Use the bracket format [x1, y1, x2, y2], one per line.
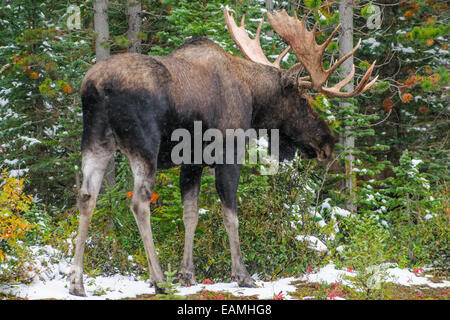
[302, 263, 450, 289]
[1, 246, 448, 300]
[5, 274, 154, 300]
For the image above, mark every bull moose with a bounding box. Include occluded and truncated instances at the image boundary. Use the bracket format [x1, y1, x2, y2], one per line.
[69, 9, 377, 296]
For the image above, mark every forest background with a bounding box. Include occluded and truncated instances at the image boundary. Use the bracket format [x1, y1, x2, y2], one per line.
[0, 0, 448, 296]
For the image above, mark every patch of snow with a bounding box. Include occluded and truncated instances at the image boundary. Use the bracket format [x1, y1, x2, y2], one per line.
[301, 263, 450, 289]
[20, 136, 41, 146]
[320, 198, 332, 211]
[296, 235, 328, 252]
[393, 43, 415, 54]
[362, 38, 381, 50]
[303, 264, 355, 285]
[5, 274, 153, 300]
[9, 168, 29, 177]
[4, 158, 19, 165]
[386, 267, 450, 288]
[411, 159, 422, 168]
[330, 207, 352, 219]
[318, 10, 327, 21]
[177, 277, 298, 300]
[220, 4, 235, 13]
[1, 246, 449, 300]
[0, 97, 8, 107]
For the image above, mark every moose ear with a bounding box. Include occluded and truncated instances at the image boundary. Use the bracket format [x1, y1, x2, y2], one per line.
[280, 63, 304, 91]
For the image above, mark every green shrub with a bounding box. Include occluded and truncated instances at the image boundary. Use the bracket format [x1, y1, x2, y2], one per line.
[380, 151, 448, 268]
[338, 215, 392, 299]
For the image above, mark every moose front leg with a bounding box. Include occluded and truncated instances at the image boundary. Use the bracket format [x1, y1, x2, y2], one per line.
[179, 165, 203, 286]
[215, 164, 256, 288]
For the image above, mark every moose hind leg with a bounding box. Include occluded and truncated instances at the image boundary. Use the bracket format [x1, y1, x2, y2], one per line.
[215, 164, 256, 288]
[70, 147, 113, 296]
[179, 165, 203, 286]
[128, 154, 165, 292]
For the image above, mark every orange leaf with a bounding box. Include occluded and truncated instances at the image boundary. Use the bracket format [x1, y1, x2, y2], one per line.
[401, 93, 413, 103]
[126, 190, 159, 203]
[419, 106, 429, 114]
[150, 191, 159, 205]
[12, 56, 24, 64]
[430, 73, 440, 84]
[410, 3, 419, 11]
[404, 75, 418, 88]
[403, 10, 415, 19]
[383, 98, 394, 113]
[63, 84, 72, 93]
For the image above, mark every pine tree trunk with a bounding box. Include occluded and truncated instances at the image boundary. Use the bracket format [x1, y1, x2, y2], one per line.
[339, 0, 357, 213]
[93, 0, 115, 191]
[94, 0, 110, 62]
[126, 0, 142, 53]
[265, 0, 274, 36]
[288, 0, 296, 13]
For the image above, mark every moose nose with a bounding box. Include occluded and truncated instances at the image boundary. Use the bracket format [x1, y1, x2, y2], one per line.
[317, 144, 332, 162]
[317, 150, 327, 161]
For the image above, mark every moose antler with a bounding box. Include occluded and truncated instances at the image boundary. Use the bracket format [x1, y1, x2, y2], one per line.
[267, 9, 378, 97]
[223, 8, 290, 69]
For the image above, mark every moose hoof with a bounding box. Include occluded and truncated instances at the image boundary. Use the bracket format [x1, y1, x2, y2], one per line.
[237, 276, 257, 288]
[179, 272, 197, 287]
[69, 283, 86, 297]
[69, 271, 86, 296]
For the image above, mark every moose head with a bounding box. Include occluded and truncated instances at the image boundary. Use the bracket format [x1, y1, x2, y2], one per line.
[224, 8, 378, 161]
